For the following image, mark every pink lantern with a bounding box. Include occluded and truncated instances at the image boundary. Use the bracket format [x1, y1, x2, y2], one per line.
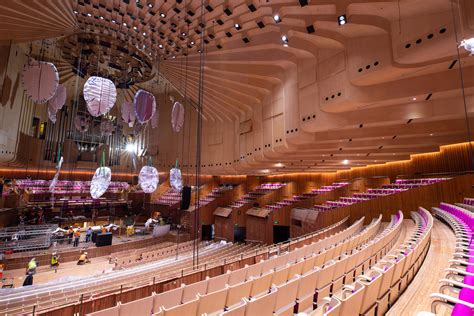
[48, 103, 58, 123]
[48, 84, 67, 111]
[21, 60, 59, 103]
[138, 166, 159, 193]
[171, 101, 184, 132]
[83, 76, 117, 117]
[170, 167, 183, 192]
[121, 101, 136, 127]
[134, 89, 156, 124]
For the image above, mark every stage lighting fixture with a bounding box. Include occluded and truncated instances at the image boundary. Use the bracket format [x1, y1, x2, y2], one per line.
[273, 14, 281, 23]
[234, 23, 241, 30]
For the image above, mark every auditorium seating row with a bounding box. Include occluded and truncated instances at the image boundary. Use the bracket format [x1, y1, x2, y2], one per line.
[229, 183, 286, 208]
[84, 212, 403, 316]
[15, 179, 129, 194]
[314, 178, 449, 212]
[198, 185, 234, 206]
[313, 207, 432, 316]
[427, 202, 474, 315]
[154, 189, 182, 206]
[264, 182, 349, 212]
[0, 217, 350, 315]
[113, 240, 196, 269]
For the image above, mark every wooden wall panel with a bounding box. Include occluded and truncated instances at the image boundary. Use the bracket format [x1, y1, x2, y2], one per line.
[246, 213, 274, 244]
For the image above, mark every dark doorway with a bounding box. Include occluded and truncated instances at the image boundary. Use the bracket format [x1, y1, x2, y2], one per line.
[202, 224, 213, 240]
[273, 225, 290, 244]
[234, 226, 246, 242]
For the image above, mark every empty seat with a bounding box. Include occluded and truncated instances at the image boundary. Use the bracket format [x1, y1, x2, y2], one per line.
[153, 286, 184, 311]
[308, 297, 341, 316]
[219, 299, 247, 316]
[197, 286, 228, 315]
[250, 272, 273, 298]
[273, 276, 300, 315]
[162, 296, 199, 316]
[296, 268, 321, 313]
[244, 286, 278, 315]
[226, 279, 253, 309]
[120, 296, 153, 316]
[333, 282, 365, 316]
[182, 279, 208, 303]
[207, 273, 230, 293]
[85, 305, 120, 316]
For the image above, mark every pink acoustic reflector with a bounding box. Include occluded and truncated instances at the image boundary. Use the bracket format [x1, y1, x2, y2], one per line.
[48, 103, 58, 123]
[48, 84, 67, 111]
[21, 60, 59, 103]
[134, 89, 156, 124]
[121, 101, 136, 127]
[170, 167, 183, 192]
[90, 167, 111, 199]
[83, 76, 117, 117]
[171, 101, 184, 132]
[138, 166, 159, 193]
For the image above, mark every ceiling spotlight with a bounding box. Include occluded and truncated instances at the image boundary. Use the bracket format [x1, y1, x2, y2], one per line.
[112, 19, 116, 23]
[87, 13, 92, 17]
[412, 97, 417, 101]
[430, 133, 434, 136]
[234, 23, 241, 30]
[172, 56, 176, 59]
[338, 14, 347, 25]
[160, 12, 166, 18]
[273, 14, 281, 23]
[143, 32, 147, 36]
[147, 3, 153, 8]
[133, 26, 138, 30]
[181, 32, 186, 36]
[190, 41, 195, 45]
[342, 159, 349, 165]
[123, 22, 127, 26]
[459, 38, 474, 55]
[159, 44, 163, 48]
[275, 163, 284, 168]
[73, 10, 79, 14]
[262, 169, 270, 173]
[100, 16, 104, 20]
[281, 35, 288, 46]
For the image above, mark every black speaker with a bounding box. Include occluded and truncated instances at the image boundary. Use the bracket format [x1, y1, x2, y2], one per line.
[95, 232, 113, 247]
[181, 186, 191, 210]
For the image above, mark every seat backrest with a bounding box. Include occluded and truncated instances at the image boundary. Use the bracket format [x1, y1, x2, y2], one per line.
[261, 256, 277, 274]
[308, 297, 341, 316]
[334, 282, 365, 316]
[220, 299, 247, 316]
[162, 297, 199, 316]
[85, 305, 120, 316]
[228, 266, 248, 286]
[271, 264, 290, 286]
[358, 271, 383, 314]
[245, 262, 263, 280]
[226, 279, 253, 308]
[274, 276, 300, 314]
[244, 287, 278, 315]
[120, 296, 153, 316]
[250, 272, 273, 298]
[316, 262, 336, 289]
[288, 260, 305, 279]
[376, 262, 395, 299]
[207, 272, 230, 293]
[302, 255, 317, 275]
[153, 286, 184, 311]
[182, 279, 209, 303]
[197, 286, 228, 315]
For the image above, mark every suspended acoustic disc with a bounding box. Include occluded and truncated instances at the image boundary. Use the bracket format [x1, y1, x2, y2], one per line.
[49, 156, 63, 192]
[74, 115, 91, 133]
[48, 84, 67, 111]
[121, 101, 136, 127]
[83, 76, 117, 117]
[90, 166, 112, 199]
[100, 119, 114, 137]
[48, 103, 58, 123]
[138, 166, 159, 193]
[170, 167, 183, 192]
[21, 60, 59, 103]
[134, 89, 156, 124]
[151, 108, 159, 129]
[171, 101, 184, 132]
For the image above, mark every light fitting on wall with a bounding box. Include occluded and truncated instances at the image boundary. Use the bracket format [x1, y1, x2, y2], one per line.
[342, 159, 349, 165]
[338, 15, 347, 25]
[459, 38, 474, 55]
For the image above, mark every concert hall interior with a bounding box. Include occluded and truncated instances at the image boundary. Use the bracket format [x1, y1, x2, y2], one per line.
[1, 0, 474, 315]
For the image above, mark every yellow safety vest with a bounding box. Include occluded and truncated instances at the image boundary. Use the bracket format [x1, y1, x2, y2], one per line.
[28, 260, 36, 270]
[51, 256, 58, 265]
